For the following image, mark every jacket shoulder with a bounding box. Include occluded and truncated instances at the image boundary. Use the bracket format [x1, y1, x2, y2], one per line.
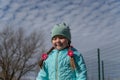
[72, 47, 82, 56]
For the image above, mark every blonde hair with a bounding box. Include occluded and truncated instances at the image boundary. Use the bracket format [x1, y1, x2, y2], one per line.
[69, 46, 76, 69]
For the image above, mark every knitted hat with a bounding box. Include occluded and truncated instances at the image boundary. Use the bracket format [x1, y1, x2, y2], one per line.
[51, 23, 71, 41]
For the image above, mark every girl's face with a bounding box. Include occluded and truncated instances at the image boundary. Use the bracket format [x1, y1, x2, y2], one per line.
[52, 35, 69, 50]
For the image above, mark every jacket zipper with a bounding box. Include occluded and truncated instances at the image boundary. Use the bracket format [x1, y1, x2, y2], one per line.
[55, 51, 59, 80]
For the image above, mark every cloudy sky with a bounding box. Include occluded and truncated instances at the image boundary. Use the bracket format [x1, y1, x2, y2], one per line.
[0, 0, 120, 79]
[0, 0, 120, 52]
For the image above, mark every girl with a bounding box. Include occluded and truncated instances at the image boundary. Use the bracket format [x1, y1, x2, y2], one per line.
[36, 23, 87, 80]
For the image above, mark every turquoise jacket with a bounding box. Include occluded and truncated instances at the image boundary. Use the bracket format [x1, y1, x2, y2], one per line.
[36, 47, 87, 80]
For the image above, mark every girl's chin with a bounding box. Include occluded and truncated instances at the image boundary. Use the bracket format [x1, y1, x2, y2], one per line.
[55, 46, 65, 50]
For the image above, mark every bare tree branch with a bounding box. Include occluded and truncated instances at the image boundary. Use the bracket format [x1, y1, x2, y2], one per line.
[0, 27, 45, 80]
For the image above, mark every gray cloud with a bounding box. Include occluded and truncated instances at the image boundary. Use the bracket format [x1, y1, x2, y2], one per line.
[0, 0, 120, 79]
[0, 0, 120, 52]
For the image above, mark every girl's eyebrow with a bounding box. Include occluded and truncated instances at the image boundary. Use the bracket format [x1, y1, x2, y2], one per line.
[52, 35, 66, 39]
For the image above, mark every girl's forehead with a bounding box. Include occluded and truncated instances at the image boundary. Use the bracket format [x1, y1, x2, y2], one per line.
[53, 35, 66, 38]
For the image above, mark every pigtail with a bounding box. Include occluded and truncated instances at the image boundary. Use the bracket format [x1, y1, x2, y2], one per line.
[39, 47, 54, 68]
[68, 46, 76, 70]
[70, 57, 76, 69]
[39, 59, 44, 69]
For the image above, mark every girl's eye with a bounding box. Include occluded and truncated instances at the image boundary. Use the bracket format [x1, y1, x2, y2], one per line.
[52, 37, 56, 40]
